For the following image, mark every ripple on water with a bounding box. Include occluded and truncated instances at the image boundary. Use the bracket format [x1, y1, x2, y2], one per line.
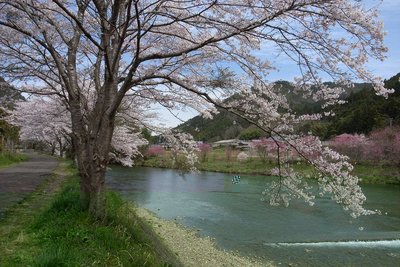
[264, 239, 400, 248]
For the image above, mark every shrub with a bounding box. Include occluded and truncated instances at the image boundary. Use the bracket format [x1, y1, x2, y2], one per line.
[329, 133, 367, 162]
[365, 127, 400, 164]
[237, 151, 249, 162]
[145, 145, 165, 158]
[250, 138, 279, 162]
[197, 143, 212, 162]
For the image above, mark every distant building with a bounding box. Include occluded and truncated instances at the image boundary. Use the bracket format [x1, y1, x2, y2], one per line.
[212, 139, 250, 149]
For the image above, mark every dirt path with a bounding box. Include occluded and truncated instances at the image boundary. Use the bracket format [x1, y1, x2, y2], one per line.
[0, 152, 59, 216]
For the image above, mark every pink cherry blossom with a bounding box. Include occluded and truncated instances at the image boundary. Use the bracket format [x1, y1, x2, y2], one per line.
[0, 0, 390, 217]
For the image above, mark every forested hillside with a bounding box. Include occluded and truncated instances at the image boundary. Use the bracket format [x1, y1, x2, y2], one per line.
[324, 73, 400, 137]
[176, 73, 400, 141]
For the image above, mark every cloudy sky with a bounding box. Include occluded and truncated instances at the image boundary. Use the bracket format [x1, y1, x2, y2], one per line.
[158, 0, 400, 127]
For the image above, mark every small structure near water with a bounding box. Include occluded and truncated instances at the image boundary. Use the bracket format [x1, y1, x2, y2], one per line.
[212, 139, 250, 149]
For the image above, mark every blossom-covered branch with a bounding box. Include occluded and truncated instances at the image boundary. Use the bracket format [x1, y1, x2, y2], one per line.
[0, 0, 390, 218]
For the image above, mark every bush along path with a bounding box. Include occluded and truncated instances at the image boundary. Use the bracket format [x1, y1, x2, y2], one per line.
[0, 158, 178, 266]
[0, 153, 26, 169]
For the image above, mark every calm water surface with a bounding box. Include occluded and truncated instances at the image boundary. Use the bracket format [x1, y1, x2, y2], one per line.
[106, 166, 400, 266]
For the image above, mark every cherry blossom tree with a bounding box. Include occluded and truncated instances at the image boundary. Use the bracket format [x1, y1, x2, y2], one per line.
[197, 142, 212, 162]
[0, 0, 392, 218]
[9, 97, 72, 157]
[8, 95, 149, 164]
[237, 151, 249, 162]
[250, 138, 280, 162]
[164, 132, 199, 171]
[109, 125, 148, 166]
[329, 133, 367, 162]
[146, 145, 165, 157]
[366, 127, 400, 165]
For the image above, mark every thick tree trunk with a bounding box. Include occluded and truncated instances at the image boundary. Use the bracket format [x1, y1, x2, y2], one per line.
[58, 139, 64, 158]
[65, 134, 76, 161]
[76, 159, 107, 217]
[74, 137, 111, 219]
[71, 101, 115, 219]
[51, 143, 56, 156]
[88, 166, 107, 218]
[79, 163, 92, 211]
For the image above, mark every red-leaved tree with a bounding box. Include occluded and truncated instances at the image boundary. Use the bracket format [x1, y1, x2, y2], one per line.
[329, 134, 367, 162]
[146, 145, 165, 158]
[197, 143, 212, 162]
[365, 127, 400, 165]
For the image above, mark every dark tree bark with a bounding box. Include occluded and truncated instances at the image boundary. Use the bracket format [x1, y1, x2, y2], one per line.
[70, 87, 117, 219]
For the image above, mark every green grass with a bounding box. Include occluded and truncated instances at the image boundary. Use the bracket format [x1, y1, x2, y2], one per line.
[0, 152, 27, 168]
[142, 150, 312, 179]
[142, 149, 400, 185]
[353, 162, 400, 184]
[0, 162, 172, 267]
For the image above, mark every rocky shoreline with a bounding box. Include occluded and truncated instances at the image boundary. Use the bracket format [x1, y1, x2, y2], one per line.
[134, 207, 272, 267]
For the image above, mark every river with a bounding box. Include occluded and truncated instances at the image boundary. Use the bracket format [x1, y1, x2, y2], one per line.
[106, 166, 400, 266]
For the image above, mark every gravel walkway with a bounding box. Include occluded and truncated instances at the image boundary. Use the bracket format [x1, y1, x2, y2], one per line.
[0, 152, 58, 216]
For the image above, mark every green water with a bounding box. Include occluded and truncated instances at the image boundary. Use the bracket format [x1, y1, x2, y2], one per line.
[107, 166, 400, 266]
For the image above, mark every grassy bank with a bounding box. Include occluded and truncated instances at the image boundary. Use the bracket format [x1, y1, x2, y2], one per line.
[141, 149, 400, 185]
[0, 152, 26, 168]
[0, 161, 175, 266]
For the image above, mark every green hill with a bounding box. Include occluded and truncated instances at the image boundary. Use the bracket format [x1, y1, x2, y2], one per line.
[324, 73, 400, 136]
[176, 74, 400, 141]
[177, 107, 251, 142]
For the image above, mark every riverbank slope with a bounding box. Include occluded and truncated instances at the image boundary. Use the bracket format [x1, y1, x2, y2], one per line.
[135, 207, 270, 267]
[1, 156, 265, 266]
[0, 159, 177, 266]
[141, 149, 400, 184]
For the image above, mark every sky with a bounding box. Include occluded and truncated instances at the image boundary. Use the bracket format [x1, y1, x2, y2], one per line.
[366, 0, 400, 78]
[264, 0, 400, 82]
[158, 0, 400, 128]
